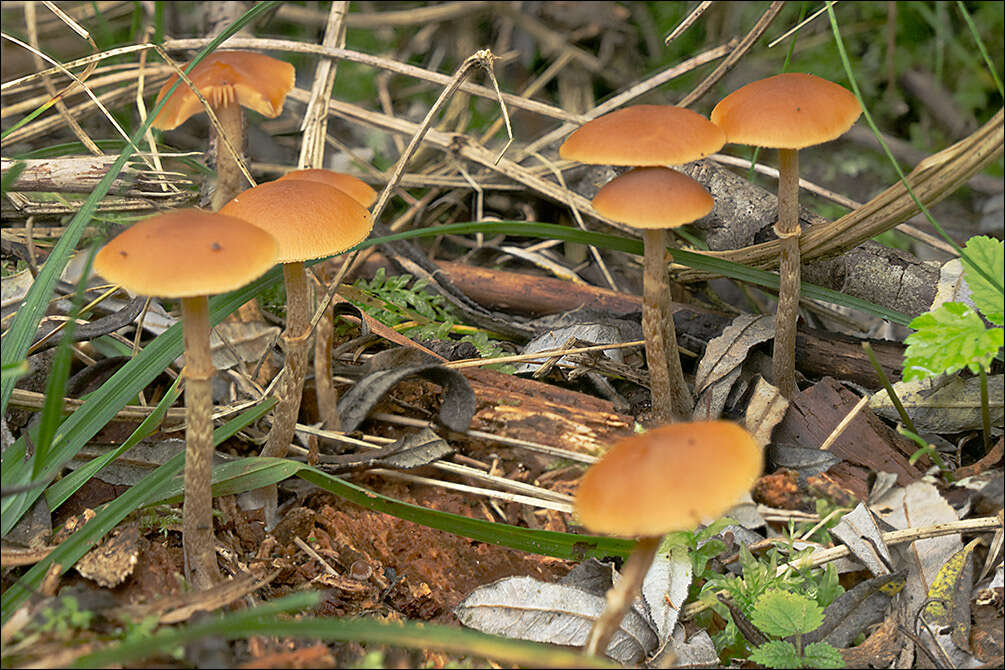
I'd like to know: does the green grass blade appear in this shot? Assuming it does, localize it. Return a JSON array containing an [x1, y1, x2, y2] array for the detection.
[[955, 2, 1004, 97], [296, 466, 633, 561], [0, 0, 280, 416], [72, 599, 616, 669], [145, 454, 633, 562], [43, 375, 183, 512], [0, 398, 275, 623], [359, 221, 914, 324], [1, 269, 282, 536]]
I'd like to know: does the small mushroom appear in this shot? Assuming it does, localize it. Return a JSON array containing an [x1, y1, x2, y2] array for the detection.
[[591, 167, 713, 422], [94, 210, 278, 589], [221, 180, 373, 526], [153, 51, 295, 211], [560, 106, 725, 423], [275, 168, 378, 432], [711, 73, 862, 398], [574, 421, 762, 657]]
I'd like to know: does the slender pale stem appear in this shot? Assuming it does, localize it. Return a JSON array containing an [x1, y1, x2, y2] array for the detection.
[[642, 229, 692, 423], [585, 535, 662, 657], [773, 147, 801, 399], [210, 99, 246, 211], [180, 295, 221, 590], [254, 261, 311, 526]]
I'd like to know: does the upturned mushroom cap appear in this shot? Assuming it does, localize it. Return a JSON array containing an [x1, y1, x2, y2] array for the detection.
[[153, 51, 295, 131], [559, 105, 725, 166], [277, 168, 378, 208], [574, 421, 762, 537], [93, 209, 278, 298], [592, 166, 713, 229], [710, 73, 862, 149], [220, 180, 373, 264]]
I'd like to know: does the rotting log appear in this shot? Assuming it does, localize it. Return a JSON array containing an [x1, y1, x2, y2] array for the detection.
[[347, 253, 905, 389]]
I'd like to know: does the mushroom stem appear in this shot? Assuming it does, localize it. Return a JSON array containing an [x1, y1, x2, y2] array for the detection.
[[586, 535, 662, 657], [642, 229, 692, 423], [210, 99, 247, 212], [256, 261, 311, 525], [180, 295, 222, 589], [773, 147, 801, 399], [314, 300, 341, 431]]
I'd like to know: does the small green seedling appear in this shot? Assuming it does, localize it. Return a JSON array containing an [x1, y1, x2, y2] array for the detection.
[[698, 544, 843, 662], [902, 235, 1003, 450], [903, 236, 1004, 381], [748, 589, 844, 669]]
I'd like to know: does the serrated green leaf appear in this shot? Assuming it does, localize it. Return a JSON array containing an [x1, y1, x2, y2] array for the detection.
[[961, 236, 1005, 325], [749, 640, 804, 669], [750, 589, 825, 638], [801, 641, 846, 668], [903, 302, 1004, 380]]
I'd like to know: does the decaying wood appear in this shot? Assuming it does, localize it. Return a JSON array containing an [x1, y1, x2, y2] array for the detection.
[[463, 367, 634, 459], [772, 377, 924, 500]]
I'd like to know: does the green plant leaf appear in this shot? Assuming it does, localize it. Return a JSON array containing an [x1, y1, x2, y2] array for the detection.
[[801, 641, 846, 669], [903, 302, 1004, 380], [750, 589, 825, 638], [749, 640, 804, 669], [961, 236, 1005, 325]]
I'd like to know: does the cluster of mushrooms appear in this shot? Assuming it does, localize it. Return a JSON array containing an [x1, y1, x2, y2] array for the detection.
[[94, 51, 858, 661], [564, 74, 862, 656], [93, 52, 375, 589]]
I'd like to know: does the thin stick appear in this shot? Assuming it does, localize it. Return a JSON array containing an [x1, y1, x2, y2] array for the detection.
[[665, 1, 713, 44], [819, 394, 869, 451]]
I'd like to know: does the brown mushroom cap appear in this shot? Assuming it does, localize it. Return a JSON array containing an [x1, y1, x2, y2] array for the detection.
[[153, 51, 295, 131], [93, 209, 277, 298], [710, 73, 862, 149], [559, 105, 725, 166], [277, 168, 378, 208], [592, 167, 713, 229], [220, 180, 374, 264], [574, 421, 762, 537]]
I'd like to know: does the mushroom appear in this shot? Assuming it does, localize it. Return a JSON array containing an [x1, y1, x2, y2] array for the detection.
[[275, 168, 378, 432], [153, 51, 295, 211], [710, 73, 861, 398], [220, 179, 373, 524], [592, 167, 713, 422], [277, 168, 378, 209], [93, 209, 278, 589], [574, 421, 762, 657], [560, 106, 724, 423]]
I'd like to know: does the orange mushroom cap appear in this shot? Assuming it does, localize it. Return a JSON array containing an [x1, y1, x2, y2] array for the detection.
[[153, 51, 295, 131], [220, 180, 373, 264], [559, 105, 725, 166], [93, 209, 278, 298], [277, 168, 378, 209], [710, 73, 862, 149], [574, 421, 762, 537], [592, 166, 713, 229]]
